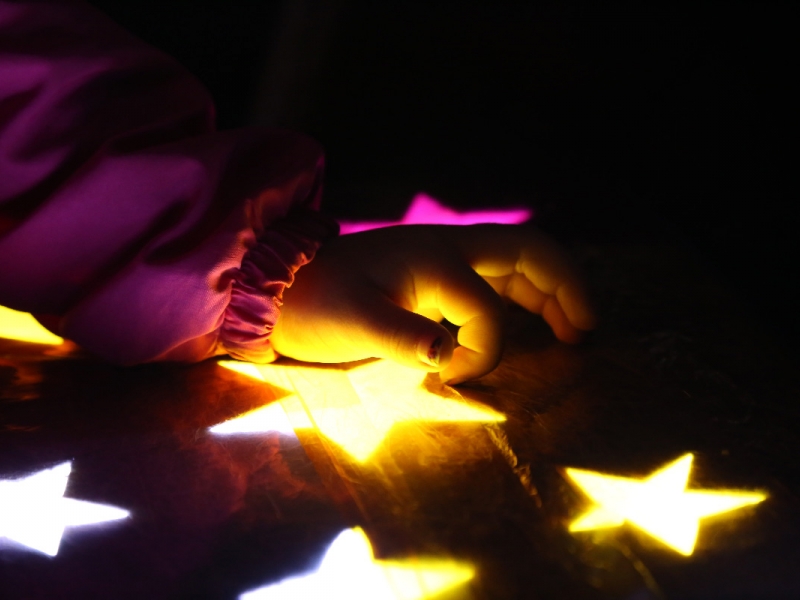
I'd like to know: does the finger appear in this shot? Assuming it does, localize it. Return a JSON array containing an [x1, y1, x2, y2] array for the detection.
[[454, 226, 596, 331], [552, 281, 596, 332], [483, 273, 548, 311], [415, 305, 444, 323], [514, 237, 595, 331], [342, 285, 455, 371], [413, 262, 506, 385], [541, 294, 584, 343], [484, 274, 586, 343]]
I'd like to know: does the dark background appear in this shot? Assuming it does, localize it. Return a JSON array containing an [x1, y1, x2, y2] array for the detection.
[[90, 0, 797, 353]]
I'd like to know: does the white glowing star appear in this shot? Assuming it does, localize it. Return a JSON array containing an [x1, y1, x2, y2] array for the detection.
[[211, 359, 506, 462], [0, 306, 63, 345], [240, 527, 474, 600], [565, 453, 767, 555], [0, 462, 130, 556]]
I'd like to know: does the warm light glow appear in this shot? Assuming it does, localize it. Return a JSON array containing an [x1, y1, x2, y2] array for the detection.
[[0, 462, 130, 556], [0, 306, 63, 345], [240, 527, 474, 600], [209, 400, 302, 437], [565, 453, 767, 556], [338, 193, 533, 234], [212, 359, 506, 462]]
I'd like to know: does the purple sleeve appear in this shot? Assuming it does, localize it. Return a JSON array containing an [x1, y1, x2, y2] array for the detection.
[[0, 0, 338, 364]]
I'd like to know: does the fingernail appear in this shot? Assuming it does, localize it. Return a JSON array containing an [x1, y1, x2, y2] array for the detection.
[[418, 337, 443, 368]]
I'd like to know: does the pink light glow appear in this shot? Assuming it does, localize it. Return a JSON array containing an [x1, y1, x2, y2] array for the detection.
[[338, 193, 533, 234]]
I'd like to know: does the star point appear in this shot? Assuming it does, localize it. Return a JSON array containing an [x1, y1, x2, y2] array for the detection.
[[240, 527, 474, 600], [0, 306, 63, 345], [212, 359, 505, 462], [565, 453, 767, 556]]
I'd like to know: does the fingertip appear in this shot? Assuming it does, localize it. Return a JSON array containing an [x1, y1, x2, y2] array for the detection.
[[572, 307, 598, 333], [556, 325, 585, 345], [351, 288, 457, 372], [558, 283, 598, 332], [438, 345, 499, 386], [416, 333, 455, 371]]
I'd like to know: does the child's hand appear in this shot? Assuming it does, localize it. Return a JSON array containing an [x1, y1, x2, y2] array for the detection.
[[271, 224, 595, 384]]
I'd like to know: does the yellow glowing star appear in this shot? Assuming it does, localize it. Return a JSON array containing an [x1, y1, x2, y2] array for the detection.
[[0, 462, 130, 556], [0, 306, 63, 345], [240, 527, 474, 600], [565, 453, 767, 555], [212, 359, 505, 462]]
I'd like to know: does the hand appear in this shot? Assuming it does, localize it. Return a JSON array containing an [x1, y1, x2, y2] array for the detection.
[[270, 224, 596, 384]]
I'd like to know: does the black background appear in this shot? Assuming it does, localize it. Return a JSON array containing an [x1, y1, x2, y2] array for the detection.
[[89, 0, 797, 353]]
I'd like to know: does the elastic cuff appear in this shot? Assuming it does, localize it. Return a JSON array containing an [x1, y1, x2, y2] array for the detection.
[[219, 207, 339, 362]]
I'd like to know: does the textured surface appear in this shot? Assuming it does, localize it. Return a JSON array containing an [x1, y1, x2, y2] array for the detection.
[[1, 241, 798, 599]]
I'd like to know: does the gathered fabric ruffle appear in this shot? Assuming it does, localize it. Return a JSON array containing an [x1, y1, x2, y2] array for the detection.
[[220, 207, 340, 363]]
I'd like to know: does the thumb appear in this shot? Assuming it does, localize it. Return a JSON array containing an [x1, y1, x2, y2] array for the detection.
[[348, 287, 455, 372]]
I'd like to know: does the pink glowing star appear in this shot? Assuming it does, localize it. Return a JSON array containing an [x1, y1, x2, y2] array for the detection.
[[338, 193, 533, 234]]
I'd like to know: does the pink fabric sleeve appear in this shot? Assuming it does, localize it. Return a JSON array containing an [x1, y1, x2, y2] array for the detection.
[[0, 0, 339, 364]]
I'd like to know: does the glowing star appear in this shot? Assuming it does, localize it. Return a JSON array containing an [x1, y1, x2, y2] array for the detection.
[[0, 462, 130, 556], [565, 453, 767, 556], [240, 527, 474, 600], [0, 306, 63, 345], [209, 397, 299, 437], [338, 192, 532, 234], [212, 359, 505, 462]]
